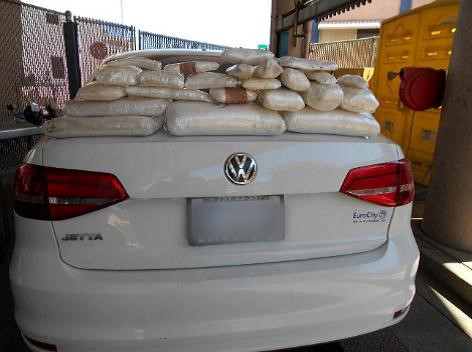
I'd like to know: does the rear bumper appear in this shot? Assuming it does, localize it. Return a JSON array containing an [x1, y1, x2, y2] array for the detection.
[[10, 226, 419, 352]]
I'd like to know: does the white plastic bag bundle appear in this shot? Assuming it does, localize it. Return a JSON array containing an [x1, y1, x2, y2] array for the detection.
[[258, 89, 305, 112], [280, 68, 310, 92], [93, 66, 141, 86], [185, 72, 240, 90], [253, 59, 284, 79], [44, 115, 161, 138], [106, 57, 162, 71], [305, 71, 337, 85], [242, 78, 281, 90], [278, 56, 338, 72], [163, 61, 220, 75], [209, 88, 257, 104], [166, 101, 286, 136], [225, 64, 255, 80], [340, 86, 379, 113], [138, 71, 184, 89], [282, 108, 380, 137], [303, 82, 343, 111], [126, 86, 211, 102], [337, 74, 369, 89], [221, 48, 275, 65], [65, 97, 170, 117], [75, 82, 126, 101]]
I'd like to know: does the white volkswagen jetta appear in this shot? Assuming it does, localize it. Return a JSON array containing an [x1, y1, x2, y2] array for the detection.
[[10, 51, 419, 352]]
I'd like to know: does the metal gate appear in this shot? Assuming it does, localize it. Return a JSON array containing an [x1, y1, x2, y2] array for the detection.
[[139, 31, 229, 51], [0, 0, 69, 123], [75, 17, 136, 85]]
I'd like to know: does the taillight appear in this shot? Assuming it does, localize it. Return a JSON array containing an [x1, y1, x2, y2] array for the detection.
[[14, 164, 128, 220], [340, 160, 414, 207]]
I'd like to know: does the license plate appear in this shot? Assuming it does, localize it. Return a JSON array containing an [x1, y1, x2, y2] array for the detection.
[[188, 196, 284, 246]]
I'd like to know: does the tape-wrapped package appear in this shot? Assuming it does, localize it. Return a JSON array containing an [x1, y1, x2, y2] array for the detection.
[[258, 89, 305, 112], [65, 97, 171, 117], [166, 101, 286, 136], [221, 48, 274, 65], [226, 64, 255, 80], [305, 71, 337, 85], [303, 82, 343, 111], [242, 78, 281, 90], [94, 66, 141, 86], [75, 82, 126, 101], [106, 57, 162, 71], [44, 115, 162, 138], [253, 59, 284, 79], [209, 88, 257, 104], [163, 61, 220, 74], [139, 71, 184, 89], [283, 108, 380, 137], [337, 74, 369, 89], [185, 72, 240, 90], [340, 86, 379, 113], [280, 68, 310, 92], [126, 86, 211, 102], [278, 56, 338, 71]]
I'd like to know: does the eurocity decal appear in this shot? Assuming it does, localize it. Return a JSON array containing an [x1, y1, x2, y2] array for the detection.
[[352, 210, 388, 223]]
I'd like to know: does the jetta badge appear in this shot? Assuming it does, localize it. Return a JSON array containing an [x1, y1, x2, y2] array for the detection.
[[224, 152, 257, 185]]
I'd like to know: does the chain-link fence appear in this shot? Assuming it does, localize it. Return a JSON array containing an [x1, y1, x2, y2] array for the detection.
[[0, 0, 69, 123], [309, 36, 379, 68], [0, 0, 230, 124], [75, 16, 136, 84], [139, 31, 229, 51], [0, 134, 41, 171]]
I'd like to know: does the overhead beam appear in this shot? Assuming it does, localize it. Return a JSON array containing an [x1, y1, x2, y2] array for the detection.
[[277, 0, 373, 32]]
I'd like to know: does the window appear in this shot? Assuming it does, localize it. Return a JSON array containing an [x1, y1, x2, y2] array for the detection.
[[357, 29, 380, 39]]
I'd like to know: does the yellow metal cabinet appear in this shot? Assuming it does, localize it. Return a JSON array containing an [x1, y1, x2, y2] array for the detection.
[[376, 63, 410, 106], [419, 4, 457, 42], [409, 112, 440, 155], [374, 108, 408, 145], [382, 13, 420, 47], [417, 39, 452, 63], [373, 0, 458, 185]]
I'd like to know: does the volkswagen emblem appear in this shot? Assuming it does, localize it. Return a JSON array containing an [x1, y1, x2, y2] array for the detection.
[[224, 153, 257, 185]]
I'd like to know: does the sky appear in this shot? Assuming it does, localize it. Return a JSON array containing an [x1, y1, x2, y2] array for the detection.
[[24, 0, 272, 48]]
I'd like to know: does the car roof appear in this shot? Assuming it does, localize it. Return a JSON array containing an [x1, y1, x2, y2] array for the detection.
[[103, 49, 224, 66]]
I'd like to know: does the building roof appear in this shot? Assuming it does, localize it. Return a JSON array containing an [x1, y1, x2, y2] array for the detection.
[[318, 20, 381, 29]]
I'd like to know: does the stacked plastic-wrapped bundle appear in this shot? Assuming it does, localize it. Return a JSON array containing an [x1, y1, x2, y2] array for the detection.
[[46, 47, 380, 138], [273, 56, 380, 137], [166, 49, 287, 136], [46, 56, 170, 138]]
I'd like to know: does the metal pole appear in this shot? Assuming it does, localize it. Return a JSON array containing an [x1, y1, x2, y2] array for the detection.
[[63, 11, 81, 99], [120, 0, 124, 24]]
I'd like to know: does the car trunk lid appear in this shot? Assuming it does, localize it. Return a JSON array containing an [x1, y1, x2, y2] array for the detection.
[[42, 132, 401, 269]]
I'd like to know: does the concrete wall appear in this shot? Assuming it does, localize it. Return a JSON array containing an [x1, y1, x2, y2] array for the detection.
[[412, 0, 437, 9], [422, 0, 472, 253]]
